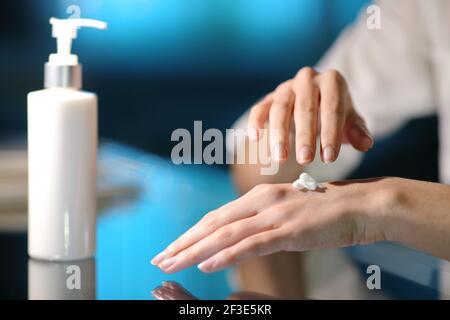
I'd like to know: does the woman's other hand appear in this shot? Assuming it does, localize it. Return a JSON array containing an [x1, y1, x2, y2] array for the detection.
[[247, 68, 373, 164]]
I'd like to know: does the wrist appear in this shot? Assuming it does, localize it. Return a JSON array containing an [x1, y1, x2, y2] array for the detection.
[[368, 177, 410, 243], [345, 177, 408, 245]]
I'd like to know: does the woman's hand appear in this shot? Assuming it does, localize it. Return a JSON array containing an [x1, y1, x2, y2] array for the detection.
[[152, 178, 394, 273], [247, 68, 373, 164]]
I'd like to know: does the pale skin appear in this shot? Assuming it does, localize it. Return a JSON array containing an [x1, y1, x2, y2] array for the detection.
[[151, 68, 450, 274], [246, 67, 373, 164]]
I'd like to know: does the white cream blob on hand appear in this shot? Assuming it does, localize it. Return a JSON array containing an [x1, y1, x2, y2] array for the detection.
[[292, 173, 324, 191]]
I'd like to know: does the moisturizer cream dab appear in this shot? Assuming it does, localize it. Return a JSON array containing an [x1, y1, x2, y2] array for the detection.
[[292, 173, 324, 191]]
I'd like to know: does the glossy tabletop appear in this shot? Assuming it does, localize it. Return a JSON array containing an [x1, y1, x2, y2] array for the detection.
[[1, 143, 449, 300], [0, 143, 235, 300]]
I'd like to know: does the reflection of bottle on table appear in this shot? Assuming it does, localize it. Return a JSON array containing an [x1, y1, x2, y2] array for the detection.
[[28, 258, 96, 300]]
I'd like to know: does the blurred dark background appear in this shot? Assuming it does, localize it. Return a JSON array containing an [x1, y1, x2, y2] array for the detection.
[[0, 0, 370, 156], [0, 0, 443, 300]]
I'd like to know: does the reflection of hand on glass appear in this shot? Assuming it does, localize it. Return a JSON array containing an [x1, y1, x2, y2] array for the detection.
[[152, 177, 450, 274], [151, 281, 277, 300], [152, 281, 198, 300]]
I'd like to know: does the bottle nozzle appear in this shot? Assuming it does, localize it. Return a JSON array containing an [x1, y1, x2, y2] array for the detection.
[[48, 17, 107, 66]]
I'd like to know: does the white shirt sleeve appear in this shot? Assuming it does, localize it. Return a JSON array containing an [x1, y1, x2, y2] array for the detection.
[[311, 0, 436, 180], [318, 0, 435, 137]]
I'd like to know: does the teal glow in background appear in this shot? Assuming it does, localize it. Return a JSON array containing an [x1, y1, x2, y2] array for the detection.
[[50, 0, 369, 76]]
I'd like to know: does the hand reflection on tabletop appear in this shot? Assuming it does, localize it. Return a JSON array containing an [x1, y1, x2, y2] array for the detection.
[[152, 281, 277, 300]]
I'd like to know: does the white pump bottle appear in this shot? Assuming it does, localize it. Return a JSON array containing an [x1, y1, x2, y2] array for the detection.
[[28, 18, 107, 261]]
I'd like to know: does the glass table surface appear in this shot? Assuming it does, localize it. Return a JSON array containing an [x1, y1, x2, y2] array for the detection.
[[1, 143, 449, 300], [0, 143, 235, 300]]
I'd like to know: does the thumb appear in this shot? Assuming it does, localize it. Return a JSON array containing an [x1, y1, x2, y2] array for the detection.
[[345, 113, 374, 152]]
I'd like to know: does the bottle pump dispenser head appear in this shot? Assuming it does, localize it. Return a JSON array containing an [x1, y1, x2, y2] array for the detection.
[[44, 17, 107, 89]]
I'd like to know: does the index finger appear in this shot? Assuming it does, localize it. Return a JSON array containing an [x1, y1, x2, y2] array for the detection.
[[153, 194, 257, 264], [247, 94, 273, 140], [318, 70, 346, 163]]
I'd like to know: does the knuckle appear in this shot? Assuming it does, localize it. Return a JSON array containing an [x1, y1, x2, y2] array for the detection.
[[249, 106, 265, 122], [280, 229, 297, 251], [249, 105, 259, 117], [297, 67, 316, 79], [205, 218, 217, 229], [279, 225, 295, 238], [166, 244, 178, 255], [202, 210, 215, 221], [221, 249, 237, 265], [250, 113, 266, 125], [252, 183, 273, 194], [263, 183, 281, 194], [259, 213, 280, 230], [217, 225, 235, 241], [266, 203, 292, 220], [261, 93, 273, 103], [248, 238, 266, 255], [252, 183, 267, 193], [324, 69, 346, 88], [204, 214, 219, 229], [269, 184, 287, 198], [270, 184, 286, 195], [266, 234, 282, 249], [275, 80, 291, 92], [271, 100, 289, 110], [185, 249, 200, 261], [253, 184, 287, 201], [325, 69, 342, 81], [272, 93, 291, 107]]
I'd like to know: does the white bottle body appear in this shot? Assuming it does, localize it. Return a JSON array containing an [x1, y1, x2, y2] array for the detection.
[[28, 88, 97, 261]]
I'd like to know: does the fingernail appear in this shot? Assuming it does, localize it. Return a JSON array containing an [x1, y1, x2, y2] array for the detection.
[[359, 128, 374, 150], [354, 125, 374, 151], [198, 258, 215, 272], [151, 289, 167, 300], [159, 256, 177, 270], [298, 146, 313, 164], [323, 146, 336, 163], [361, 136, 374, 151], [247, 128, 258, 141], [272, 143, 286, 162], [151, 251, 166, 266], [151, 289, 161, 297]]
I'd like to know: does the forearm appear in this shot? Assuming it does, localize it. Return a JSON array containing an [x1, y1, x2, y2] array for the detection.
[[380, 178, 450, 260]]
